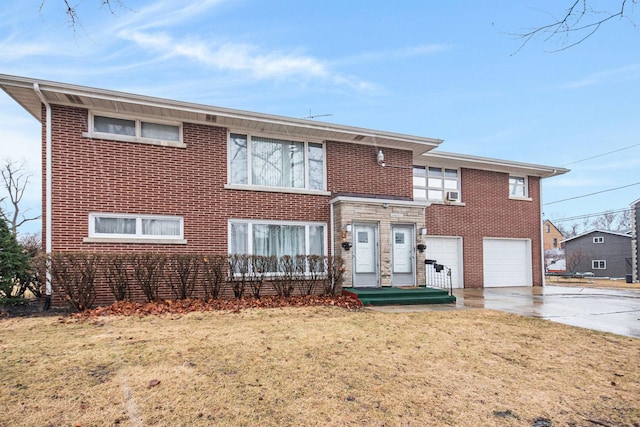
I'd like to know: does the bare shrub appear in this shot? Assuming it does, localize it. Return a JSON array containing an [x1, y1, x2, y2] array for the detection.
[[168, 254, 200, 299], [273, 255, 296, 297], [103, 254, 131, 301], [131, 253, 165, 302], [201, 254, 227, 300], [325, 256, 345, 296], [50, 252, 100, 311], [249, 255, 276, 299], [228, 254, 250, 298], [300, 255, 327, 295]]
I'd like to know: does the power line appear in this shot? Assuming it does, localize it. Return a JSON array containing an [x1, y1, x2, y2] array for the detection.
[[544, 181, 640, 205], [549, 207, 632, 223], [560, 143, 640, 166]]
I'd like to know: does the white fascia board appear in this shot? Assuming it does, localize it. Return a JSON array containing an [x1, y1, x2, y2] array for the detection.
[[419, 150, 570, 178]]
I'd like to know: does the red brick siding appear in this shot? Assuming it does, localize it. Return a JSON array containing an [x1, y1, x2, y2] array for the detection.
[[42, 105, 543, 305], [46, 105, 332, 255], [326, 142, 412, 198], [425, 168, 542, 287]]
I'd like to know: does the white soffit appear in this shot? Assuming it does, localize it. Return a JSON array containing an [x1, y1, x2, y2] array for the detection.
[[0, 74, 442, 154]]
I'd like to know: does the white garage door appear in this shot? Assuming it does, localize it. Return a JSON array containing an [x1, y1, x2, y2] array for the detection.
[[483, 238, 532, 287], [425, 236, 463, 288]]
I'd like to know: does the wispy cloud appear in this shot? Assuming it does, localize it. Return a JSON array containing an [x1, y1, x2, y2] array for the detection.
[[118, 29, 375, 90], [561, 64, 640, 89], [112, 0, 228, 32]]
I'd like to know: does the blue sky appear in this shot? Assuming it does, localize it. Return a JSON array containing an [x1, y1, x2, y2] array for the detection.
[[1, 0, 639, 235]]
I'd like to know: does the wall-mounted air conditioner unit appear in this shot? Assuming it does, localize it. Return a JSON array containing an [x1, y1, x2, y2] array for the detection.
[[446, 191, 460, 202]]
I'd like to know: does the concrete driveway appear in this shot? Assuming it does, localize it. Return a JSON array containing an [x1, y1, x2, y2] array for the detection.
[[453, 286, 640, 338]]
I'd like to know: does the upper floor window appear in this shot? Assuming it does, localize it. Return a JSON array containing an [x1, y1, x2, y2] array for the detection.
[[89, 213, 184, 240], [413, 166, 459, 201], [545, 224, 550, 233], [509, 176, 527, 198], [89, 113, 182, 145], [592, 260, 606, 269], [552, 238, 558, 248], [229, 133, 325, 190], [593, 236, 604, 244]]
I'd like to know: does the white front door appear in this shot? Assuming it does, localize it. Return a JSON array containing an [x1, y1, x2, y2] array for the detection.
[[391, 224, 415, 286], [353, 223, 379, 287]]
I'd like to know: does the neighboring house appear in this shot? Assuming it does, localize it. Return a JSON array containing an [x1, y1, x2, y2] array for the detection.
[[543, 220, 563, 251], [542, 219, 565, 273], [562, 230, 632, 278], [0, 75, 569, 305], [632, 198, 640, 283]]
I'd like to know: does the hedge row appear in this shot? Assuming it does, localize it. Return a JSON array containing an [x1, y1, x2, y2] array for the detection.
[[42, 253, 346, 311]]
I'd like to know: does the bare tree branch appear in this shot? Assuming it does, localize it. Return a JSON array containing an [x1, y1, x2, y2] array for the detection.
[[0, 160, 40, 236], [512, 0, 637, 53], [39, 0, 130, 31]]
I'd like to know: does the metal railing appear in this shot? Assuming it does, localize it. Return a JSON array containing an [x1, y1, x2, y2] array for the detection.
[[424, 259, 453, 296]]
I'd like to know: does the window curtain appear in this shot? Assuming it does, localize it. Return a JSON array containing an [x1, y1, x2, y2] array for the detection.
[[307, 143, 324, 190], [253, 224, 305, 258], [95, 217, 136, 234], [252, 137, 304, 188], [230, 223, 248, 254], [142, 219, 181, 236], [94, 116, 135, 136], [141, 122, 179, 141], [229, 134, 248, 185]]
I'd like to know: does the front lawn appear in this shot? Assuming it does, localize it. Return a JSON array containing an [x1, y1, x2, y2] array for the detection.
[[1, 307, 638, 426]]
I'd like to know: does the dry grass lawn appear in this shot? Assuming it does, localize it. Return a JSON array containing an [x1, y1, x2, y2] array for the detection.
[[1, 307, 639, 426]]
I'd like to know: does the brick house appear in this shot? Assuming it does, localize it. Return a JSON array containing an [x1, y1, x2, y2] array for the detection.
[[0, 75, 568, 303]]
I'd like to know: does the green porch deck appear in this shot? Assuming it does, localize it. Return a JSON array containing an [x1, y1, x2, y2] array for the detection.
[[342, 286, 456, 306]]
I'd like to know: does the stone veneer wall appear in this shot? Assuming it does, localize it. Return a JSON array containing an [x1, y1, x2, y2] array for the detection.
[[332, 199, 427, 288]]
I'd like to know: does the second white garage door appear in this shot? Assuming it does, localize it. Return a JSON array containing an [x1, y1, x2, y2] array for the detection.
[[483, 238, 532, 287], [425, 236, 463, 288]]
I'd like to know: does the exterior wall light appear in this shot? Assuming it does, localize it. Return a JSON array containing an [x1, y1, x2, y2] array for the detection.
[[377, 149, 385, 166]]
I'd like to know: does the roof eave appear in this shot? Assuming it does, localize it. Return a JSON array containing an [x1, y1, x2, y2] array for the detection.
[[0, 74, 442, 152], [418, 150, 570, 178]]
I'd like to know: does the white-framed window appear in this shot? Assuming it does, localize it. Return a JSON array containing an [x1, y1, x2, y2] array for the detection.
[[229, 219, 326, 261], [89, 213, 184, 240], [592, 260, 606, 269], [509, 176, 528, 198], [88, 112, 183, 145], [413, 166, 459, 201], [228, 133, 325, 191], [593, 236, 604, 244]]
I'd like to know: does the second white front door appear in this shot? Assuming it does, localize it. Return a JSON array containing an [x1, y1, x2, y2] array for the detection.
[[391, 224, 415, 286]]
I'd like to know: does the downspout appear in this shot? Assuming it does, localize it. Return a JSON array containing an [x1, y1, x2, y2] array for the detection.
[[34, 83, 52, 305], [539, 176, 546, 287], [330, 201, 335, 291]]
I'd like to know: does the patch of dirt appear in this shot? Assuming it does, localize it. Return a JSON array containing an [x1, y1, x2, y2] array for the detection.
[[0, 298, 71, 318]]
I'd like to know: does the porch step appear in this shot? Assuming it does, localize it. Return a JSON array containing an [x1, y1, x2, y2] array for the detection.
[[342, 287, 456, 306]]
